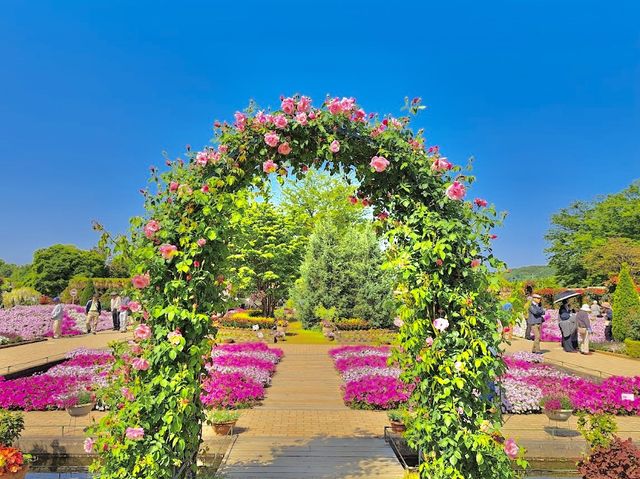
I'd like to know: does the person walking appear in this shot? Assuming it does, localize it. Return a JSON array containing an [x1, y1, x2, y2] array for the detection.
[[576, 304, 593, 354], [51, 297, 64, 339], [85, 294, 102, 334], [590, 300, 601, 318], [110, 292, 121, 331], [119, 295, 130, 333], [558, 299, 577, 352], [528, 294, 545, 354], [602, 302, 613, 341]]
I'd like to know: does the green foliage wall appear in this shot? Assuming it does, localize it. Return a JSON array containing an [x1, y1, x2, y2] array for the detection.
[[612, 263, 640, 341], [292, 219, 394, 328]]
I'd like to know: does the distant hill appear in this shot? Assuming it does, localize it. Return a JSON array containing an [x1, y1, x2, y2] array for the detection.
[[504, 265, 556, 282]]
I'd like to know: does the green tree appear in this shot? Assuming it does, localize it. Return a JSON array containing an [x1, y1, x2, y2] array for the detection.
[[0, 259, 17, 278], [228, 201, 306, 317], [584, 237, 640, 284], [546, 181, 640, 286], [281, 168, 364, 234], [29, 244, 107, 296], [612, 263, 640, 341], [292, 218, 393, 328]]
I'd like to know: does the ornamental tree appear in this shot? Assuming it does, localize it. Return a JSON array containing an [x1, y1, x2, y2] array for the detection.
[[89, 95, 524, 479], [612, 263, 640, 341]]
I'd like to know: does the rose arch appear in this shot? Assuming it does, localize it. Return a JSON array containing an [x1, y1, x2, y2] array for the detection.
[[89, 95, 524, 479]]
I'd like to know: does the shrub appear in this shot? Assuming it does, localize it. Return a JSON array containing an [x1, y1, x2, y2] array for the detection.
[[577, 412, 618, 450], [577, 437, 640, 479], [624, 339, 640, 358], [334, 318, 371, 330], [220, 311, 274, 329], [1, 287, 41, 308], [0, 410, 24, 446], [612, 263, 640, 341]]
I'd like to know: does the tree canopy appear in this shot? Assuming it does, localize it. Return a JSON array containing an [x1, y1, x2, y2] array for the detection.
[[545, 180, 640, 286]]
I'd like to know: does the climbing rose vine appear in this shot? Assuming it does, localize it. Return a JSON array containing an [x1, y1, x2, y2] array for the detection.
[[89, 94, 522, 479]]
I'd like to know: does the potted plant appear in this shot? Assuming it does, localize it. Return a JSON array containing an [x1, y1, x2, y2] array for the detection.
[[206, 410, 240, 435], [387, 410, 406, 433], [63, 390, 96, 417], [0, 409, 32, 478], [541, 394, 573, 421], [276, 319, 288, 336]]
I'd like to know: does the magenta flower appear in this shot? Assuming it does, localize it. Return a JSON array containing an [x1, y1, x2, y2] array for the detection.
[[127, 301, 141, 313], [504, 438, 519, 459], [134, 324, 151, 341], [474, 197, 488, 207], [233, 112, 246, 131], [121, 387, 135, 401], [370, 155, 390, 172], [132, 358, 150, 371]]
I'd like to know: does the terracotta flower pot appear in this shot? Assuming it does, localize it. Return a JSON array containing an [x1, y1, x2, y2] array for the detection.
[[213, 421, 236, 435], [544, 409, 573, 422], [66, 402, 95, 417], [390, 420, 406, 433], [4, 465, 29, 479]]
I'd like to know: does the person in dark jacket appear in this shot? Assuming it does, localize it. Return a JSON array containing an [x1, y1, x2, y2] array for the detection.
[[558, 300, 577, 352], [528, 294, 545, 353], [85, 294, 102, 334], [602, 302, 613, 341]]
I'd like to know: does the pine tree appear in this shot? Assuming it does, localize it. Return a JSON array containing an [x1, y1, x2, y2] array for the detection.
[[612, 263, 640, 341]]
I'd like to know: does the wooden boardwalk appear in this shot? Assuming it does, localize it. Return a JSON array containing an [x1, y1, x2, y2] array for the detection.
[[219, 344, 404, 478]]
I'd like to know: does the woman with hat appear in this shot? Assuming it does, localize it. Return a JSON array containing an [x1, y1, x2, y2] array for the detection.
[[576, 304, 593, 354], [602, 302, 613, 341]]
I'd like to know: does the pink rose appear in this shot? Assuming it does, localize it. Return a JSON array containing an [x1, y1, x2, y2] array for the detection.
[[197, 238, 206, 247], [370, 155, 390, 172], [131, 358, 149, 371], [329, 140, 340, 153], [169, 181, 179, 192], [308, 111, 317, 120], [234, 112, 246, 131], [159, 244, 178, 260], [281, 97, 295, 115], [433, 317, 449, 332], [339, 97, 355, 111], [431, 157, 452, 172], [128, 301, 142, 313], [264, 131, 279, 147], [474, 198, 488, 207], [255, 111, 268, 124], [84, 437, 95, 453], [327, 98, 342, 114], [273, 115, 288, 129], [297, 96, 312, 112], [131, 273, 150, 289], [263, 159, 278, 173], [143, 220, 160, 239], [121, 387, 135, 401], [201, 184, 209, 193], [295, 112, 308, 125], [352, 109, 366, 122], [471, 258, 481, 268], [125, 427, 145, 441], [218, 144, 228, 154], [195, 150, 209, 166], [504, 438, 519, 459], [445, 181, 466, 201], [278, 142, 292, 155], [425, 336, 434, 347], [134, 324, 152, 341]]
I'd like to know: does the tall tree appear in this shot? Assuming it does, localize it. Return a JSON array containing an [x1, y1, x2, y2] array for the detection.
[[0, 259, 17, 278], [584, 237, 640, 284], [29, 244, 107, 296], [612, 263, 640, 341], [228, 201, 306, 317], [546, 180, 640, 286]]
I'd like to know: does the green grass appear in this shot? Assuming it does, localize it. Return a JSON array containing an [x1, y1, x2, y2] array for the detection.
[[282, 321, 332, 344]]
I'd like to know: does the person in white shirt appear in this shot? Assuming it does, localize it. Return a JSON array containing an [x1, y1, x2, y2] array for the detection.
[[51, 297, 63, 339], [110, 292, 121, 331]]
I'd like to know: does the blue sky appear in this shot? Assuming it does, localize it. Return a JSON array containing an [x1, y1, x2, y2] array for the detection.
[[1, 0, 639, 266]]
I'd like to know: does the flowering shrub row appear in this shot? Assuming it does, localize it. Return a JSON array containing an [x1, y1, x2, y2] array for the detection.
[[500, 354, 640, 415], [329, 345, 412, 409], [0, 349, 111, 410], [0, 305, 112, 341], [219, 310, 275, 329], [200, 342, 283, 408]]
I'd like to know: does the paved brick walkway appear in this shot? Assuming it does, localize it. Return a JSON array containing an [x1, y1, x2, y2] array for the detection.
[[219, 344, 404, 478]]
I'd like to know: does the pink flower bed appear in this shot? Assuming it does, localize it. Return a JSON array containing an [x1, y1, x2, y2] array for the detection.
[[201, 342, 283, 408], [329, 345, 412, 410], [501, 354, 640, 415], [0, 348, 112, 411], [0, 305, 112, 340]]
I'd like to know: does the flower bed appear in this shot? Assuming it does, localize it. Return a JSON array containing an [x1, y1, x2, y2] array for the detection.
[[329, 345, 412, 409], [201, 342, 283, 408], [0, 348, 112, 410], [540, 309, 607, 343], [500, 354, 640, 415], [0, 304, 112, 340]]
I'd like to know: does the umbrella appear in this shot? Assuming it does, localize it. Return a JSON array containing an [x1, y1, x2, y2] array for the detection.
[[553, 290, 582, 304]]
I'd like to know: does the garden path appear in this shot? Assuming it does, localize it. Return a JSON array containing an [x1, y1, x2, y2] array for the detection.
[[219, 343, 405, 478], [0, 330, 130, 375], [504, 338, 640, 377]]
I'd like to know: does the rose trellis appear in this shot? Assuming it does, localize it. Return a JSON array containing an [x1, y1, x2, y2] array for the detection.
[[88, 95, 526, 479]]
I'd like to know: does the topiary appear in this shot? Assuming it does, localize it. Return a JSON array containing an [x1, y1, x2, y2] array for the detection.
[[612, 263, 640, 341], [79, 280, 95, 306]]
